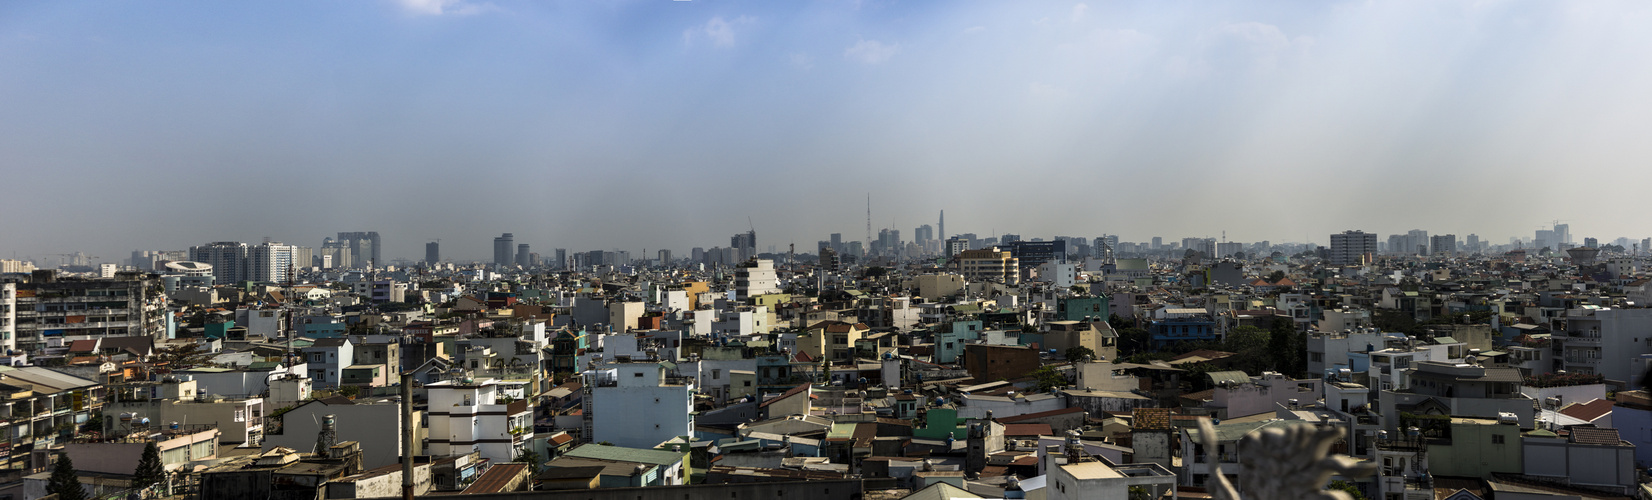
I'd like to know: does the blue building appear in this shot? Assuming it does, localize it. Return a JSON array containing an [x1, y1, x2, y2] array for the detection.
[[1148, 308, 1217, 347]]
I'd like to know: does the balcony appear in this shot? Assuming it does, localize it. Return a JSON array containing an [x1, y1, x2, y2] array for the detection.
[[1567, 334, 1601, 344], [1564, 357, 1600, 365]]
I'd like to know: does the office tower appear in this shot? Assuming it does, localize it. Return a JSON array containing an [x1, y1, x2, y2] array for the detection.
[[1216, 242, 1242, 257], [336, 231, 381, 268], [1430, 234, 1456, 256], [1465, 234, 1480, 254], [190, 242, 249, 284], [494, 233, 515, 266], [248, 241, 298, 283], [914, 224, 934, 245], [319, 238, 351, 269], [517, 243, 531, 266], [1535, 230, 1555, 252], [1584, 237, 1599, 248], [1151, 237, 1163, 250], [731, 230, 757, 262], [555, 248, 567, 268], [426, 241, 440, 264], [1554, 223, 1571, 247], [658, 249, 672, 267], [939, 210, 945, 241], [944, 237, 969, 257], [1406, 229, 1430, 255], [830, 233, 843, 253]]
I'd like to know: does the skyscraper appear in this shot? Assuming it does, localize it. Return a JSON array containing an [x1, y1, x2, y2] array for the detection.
[[425, 241, 440, 264], [494, 233, 515, 266], [517, 243, 531, 266], [939, 210, 945, 241], [731, 230, 756, 262], [555, 248, 567, 268], [190, 241, 249, 284], [248, 241, 298, 283], [1429, 234, 1457, 257], [336, 231, 381, 268]]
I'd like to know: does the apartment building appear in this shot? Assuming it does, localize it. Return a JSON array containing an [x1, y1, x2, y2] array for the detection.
[[11, 274, 166, 352], [582, 360, 695, 449], [952, 249, 1019, 284], [427, 378, 532, 463]]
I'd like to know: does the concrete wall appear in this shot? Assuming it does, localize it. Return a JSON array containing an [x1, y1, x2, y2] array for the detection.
[[1522, 438, 1636, 492], [264, 401, 414, 470]]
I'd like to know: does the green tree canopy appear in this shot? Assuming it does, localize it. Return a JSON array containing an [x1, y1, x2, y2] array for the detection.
[[132, 441, 164, 490], [48, 453, 87, 500], [1031, 366, 1066, 392], [1065, 346, 1097, 362]]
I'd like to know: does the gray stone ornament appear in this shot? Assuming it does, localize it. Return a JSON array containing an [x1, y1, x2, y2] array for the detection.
[[1197, 417, 1377, 500]]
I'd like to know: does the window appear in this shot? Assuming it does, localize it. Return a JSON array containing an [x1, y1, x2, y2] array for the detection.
[[1492, 434, 1505, 444], [712, 369, 721, 380], [234, 408, 246, 422]]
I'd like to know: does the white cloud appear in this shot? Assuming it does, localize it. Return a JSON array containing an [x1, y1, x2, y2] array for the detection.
[[1071, 3, 1089, 22], [844, 39, 899, 64], [395, 0, 492, 16], [684, 16, 755, 48], [963, 26, 987, 35]]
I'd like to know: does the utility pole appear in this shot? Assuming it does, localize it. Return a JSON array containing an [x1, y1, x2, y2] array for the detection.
[[401, 370, 414, 500]]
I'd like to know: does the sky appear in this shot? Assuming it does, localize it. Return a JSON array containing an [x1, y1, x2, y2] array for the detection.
[[3, 0, 1651, 263]]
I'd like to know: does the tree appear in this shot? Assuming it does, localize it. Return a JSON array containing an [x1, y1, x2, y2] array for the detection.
[[1268, 317, 1305, 377], [132, 441, 164, 491], [1031, 366, 1066, 392], [152, 342, 210, 368], [1326, 480, 1368, 500], [48, 453, 87, 500], [1222, 326, 1270, 353], [1065, 346, 1097, 362], [1117, 327, 1151, 357], [1223, 326, 1274, 374], [516, 450, 543, 473]]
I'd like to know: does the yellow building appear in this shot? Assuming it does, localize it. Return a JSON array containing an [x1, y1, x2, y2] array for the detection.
[[953, 249, 1019, 284]]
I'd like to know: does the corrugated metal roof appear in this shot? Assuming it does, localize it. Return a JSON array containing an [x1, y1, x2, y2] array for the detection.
[[0, 366, 98, 393], [564, 444, 683, 466]]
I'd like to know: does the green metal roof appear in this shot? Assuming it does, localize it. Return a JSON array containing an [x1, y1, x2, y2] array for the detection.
[[1185, 420, 1298, 443], [1432, 336, 1460, 345], [1206, 371, 1251, 387], [564, 444, 684, 466]]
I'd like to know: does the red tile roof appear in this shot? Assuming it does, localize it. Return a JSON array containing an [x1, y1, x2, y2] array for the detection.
[[1002, 423, 1052, 437], [760, 384, 811, 408], [68, 339, 99, 353], [1568, 427, 1624, 446], [995, 406, 1085, 423], [1558, 399, 1613, 423]]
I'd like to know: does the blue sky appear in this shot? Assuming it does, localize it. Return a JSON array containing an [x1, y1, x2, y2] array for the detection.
[[3, 0, 1651, 262]]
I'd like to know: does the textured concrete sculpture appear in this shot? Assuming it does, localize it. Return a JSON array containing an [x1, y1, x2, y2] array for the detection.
[[1196, 417, 1376, 500]]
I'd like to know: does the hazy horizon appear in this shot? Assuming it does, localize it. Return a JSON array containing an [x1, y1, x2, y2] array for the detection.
[[5, 1, 1650, 263]]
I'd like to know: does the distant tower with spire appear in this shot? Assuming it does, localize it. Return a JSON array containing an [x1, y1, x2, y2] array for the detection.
[[939, 210, 945, 240]]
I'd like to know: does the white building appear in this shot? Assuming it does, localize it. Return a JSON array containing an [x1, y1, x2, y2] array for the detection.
[[734, 259, 779, 299], [426, 378, 533, 463], [1, 283, 14, 354], [1557, 306, 1652, 383], [1330, 231, 1378, 266], [583, 361, 695, 449], [261, 396, 422, 470]]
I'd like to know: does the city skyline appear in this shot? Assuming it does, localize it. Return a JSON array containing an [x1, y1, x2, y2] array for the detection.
[[5, 1, 1652, 261]]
